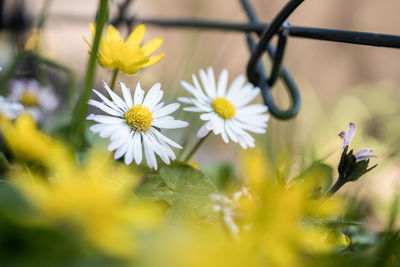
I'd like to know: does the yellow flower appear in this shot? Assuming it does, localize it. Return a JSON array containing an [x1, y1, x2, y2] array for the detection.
[[11, 149, 162, 259], [85, 23, 164, 74], [0, 114, 68, 164], [1, 115, 162, 259]]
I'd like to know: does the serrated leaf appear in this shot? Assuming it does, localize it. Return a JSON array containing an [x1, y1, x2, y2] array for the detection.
[[135, 174, 176, 204], [159, 163, 218, 221]]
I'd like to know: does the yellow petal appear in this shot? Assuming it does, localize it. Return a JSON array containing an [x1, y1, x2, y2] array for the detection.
[[89, 22, 95, 37], [140, 37, 163, 57], [121, 58, 150, 74], [137, 53, 164, 68], [83, 35, 93, 48], [105, 24, 122, 43], [126, 24, 146, 48]]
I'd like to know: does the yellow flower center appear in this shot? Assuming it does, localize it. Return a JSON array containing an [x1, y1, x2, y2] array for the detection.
[[212, 97, 236, 119], [124, 104, 153, 132], [20, 91, 39, 107]]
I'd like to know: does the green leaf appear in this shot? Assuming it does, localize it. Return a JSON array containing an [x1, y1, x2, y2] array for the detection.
[[159, 163, 218, 221], [304, 216, 362, 229], [323, 219, 363, 228], [289, 161, 333, 192], [135, 174, 176, 204]]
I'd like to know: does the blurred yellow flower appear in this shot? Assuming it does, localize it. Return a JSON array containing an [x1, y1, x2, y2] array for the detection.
[[240, 148, 271, 191], [1, 115, 161, 259], [11, 149, 162, 259], [147, 180, 347, 267], [85, 23, 164, 74], [0, 114, 67, 164]]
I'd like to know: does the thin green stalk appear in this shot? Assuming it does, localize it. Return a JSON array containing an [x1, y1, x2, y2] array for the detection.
[[70, 0, 108, 150], [324, 177, 346, 198], [183, 133, 211, 163], [110, 68, 119, 91], [37, 0, 53, 30]]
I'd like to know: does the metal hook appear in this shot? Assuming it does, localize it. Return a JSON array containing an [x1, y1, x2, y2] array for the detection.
[[241, 0, 304, 119], [268, 22, 289, 87], [247, 35, 300, 119]]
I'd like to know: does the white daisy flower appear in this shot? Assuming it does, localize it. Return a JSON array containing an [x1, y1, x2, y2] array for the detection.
[[87, 81, 189, 169], [178, 67, 270, 149], [9, 79, 58, 121], [0, 96, 23, 119]]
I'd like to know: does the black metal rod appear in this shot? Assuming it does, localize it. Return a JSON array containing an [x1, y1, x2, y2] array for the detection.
[[131, 18, 400, 49], [247, 35, 300, 119], [289, 26, 400, 48], [268, 31, 288, 87], [247, 0, 305, 85]]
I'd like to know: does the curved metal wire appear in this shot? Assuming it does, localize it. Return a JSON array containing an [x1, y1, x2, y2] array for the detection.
[[241, 0, 302, 119], [113, 0, 400, 120]]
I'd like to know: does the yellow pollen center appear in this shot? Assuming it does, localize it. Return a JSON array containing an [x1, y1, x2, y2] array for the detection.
[[212, 97, 236, 119], [124, 104, 153, 131], [20, 91, 39, 107]]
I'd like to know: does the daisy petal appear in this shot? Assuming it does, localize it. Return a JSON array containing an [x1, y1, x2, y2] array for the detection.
[[153, 103, 180, 118], [142, 82, 161, 107], [226, 74, 245, 100], [200, 68, 216, 99], [87, 114, 124, 124], [133, 132, 143, 164], [216, 69, 228, 97], [93, 89, 123, 112], [197, 123, 211, 138], [103, 82, 129, 111], [151, 128, 182, 149], [134, 82, 145, 105], [124, 134, 135, 165], [120, 82, 133, 107], [152, 119, 189, 129], [143, 135, 158, 169], [88, 99, 123, 117]]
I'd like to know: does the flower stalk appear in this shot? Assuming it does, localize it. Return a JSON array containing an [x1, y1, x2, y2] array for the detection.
[[183, 132, 210, 163], [110, 68, 119, 91], [70, 0, 108, 150]]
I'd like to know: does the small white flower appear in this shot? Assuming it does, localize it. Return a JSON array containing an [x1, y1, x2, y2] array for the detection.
[[210, 193, 240, 238], [178, 67, 269, 149], [0, 96, 23, 119], [9, 79, 58, 121], [210, 187, 253, 238], [339, 122, 376, 162], [87, 81, 189, 169]]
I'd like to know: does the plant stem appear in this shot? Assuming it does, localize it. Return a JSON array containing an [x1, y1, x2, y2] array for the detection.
[[110, 69, 119, 91], [70, 0, 108, 150], [324, 177, 346, 198], [183, 133, 210, 163]]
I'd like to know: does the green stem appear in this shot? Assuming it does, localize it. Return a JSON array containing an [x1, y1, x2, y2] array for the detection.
[[183, 133, 210, 163], [70, 0, 108, 150], [324, 176, 346, 198], [110, 68, 119, 91]]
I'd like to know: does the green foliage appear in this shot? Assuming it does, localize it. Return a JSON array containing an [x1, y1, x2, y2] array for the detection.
[[0, 184, 127, 267], [289, 161, 333, 195], [137, 163, 218, 222]]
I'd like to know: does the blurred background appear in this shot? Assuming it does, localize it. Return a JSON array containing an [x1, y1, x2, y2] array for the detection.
[[1, 0, 400, 230]]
